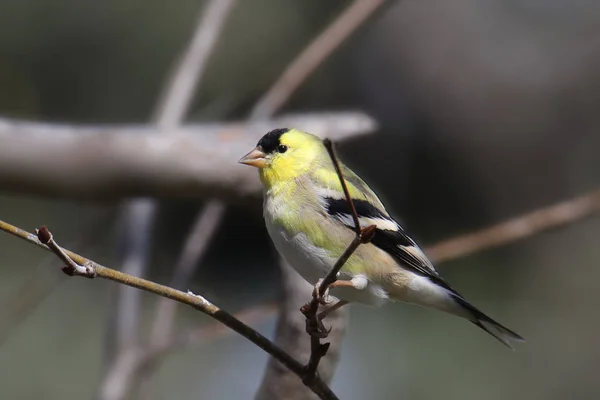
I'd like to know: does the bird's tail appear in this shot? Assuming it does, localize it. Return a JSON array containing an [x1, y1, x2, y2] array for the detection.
[[451, 294, 524, 349]]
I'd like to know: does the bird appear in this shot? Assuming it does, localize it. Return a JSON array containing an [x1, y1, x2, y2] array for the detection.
[[239, 128, 524, 349]]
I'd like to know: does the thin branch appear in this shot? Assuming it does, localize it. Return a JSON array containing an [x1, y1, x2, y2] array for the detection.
[[251, 2, 385, 393], [0, 221, 338, 400], [250, 0, 386, 119], [0, 112, 375, 201], [36, 226, 95, 276], [134, 201, 226, 400], [148, 303, 279, 360], [298, 139, 376, 384], [141, 187, 600, 355], [256, 262, 348, 400], [426, 188, 600, 263], [0, 212, 110, 347], [323, 139, 361, 235], [109, 200, 155, 359], [149, 200, 226, 347]]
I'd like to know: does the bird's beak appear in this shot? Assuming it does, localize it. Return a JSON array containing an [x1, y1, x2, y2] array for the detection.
[[239, 147, 268, 168]]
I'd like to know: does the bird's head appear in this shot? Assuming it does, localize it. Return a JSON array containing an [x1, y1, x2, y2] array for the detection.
[[239, 128, 324, 188]]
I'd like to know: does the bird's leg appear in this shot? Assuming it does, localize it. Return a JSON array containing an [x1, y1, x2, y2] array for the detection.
[[312, 274, 368, 304], [305, 299, 349, 339], [317, 300, 349, 320], [312, 278, 333, 305], [305, 275, 368, 338]]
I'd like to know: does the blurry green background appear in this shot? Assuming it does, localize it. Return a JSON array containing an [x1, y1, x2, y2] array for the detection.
[[1, 0, 600, 399]]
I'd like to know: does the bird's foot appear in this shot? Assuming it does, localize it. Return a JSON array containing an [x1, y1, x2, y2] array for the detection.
[[312, 278, 333, 305], [305, 314, 331, 339]]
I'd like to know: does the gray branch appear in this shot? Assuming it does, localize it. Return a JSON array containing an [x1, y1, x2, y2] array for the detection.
[[0, 112, 375, 201]]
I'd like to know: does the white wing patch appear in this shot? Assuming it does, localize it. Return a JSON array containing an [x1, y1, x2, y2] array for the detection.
[[334, 213, 401, 232]]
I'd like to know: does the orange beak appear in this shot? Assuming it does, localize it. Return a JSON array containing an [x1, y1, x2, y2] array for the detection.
[[239, 147, 268, 168]]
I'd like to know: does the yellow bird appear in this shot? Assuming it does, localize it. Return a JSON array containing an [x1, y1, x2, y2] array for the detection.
[[240, 128, 523, 348]]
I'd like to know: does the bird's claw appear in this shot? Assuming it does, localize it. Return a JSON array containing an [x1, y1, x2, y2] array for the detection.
[[305, 316, 331, 339], [313, 279, 333, 305]]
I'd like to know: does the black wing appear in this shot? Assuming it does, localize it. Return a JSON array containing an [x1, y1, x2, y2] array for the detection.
[[325, 197, 457, 293]]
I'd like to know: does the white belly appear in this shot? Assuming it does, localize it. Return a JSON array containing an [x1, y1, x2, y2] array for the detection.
[[265, 215, 332, 284], [264, 212, 389, 306]]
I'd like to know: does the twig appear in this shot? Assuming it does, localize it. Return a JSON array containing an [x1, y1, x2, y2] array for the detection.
[[0, 221, 338, 400], [426, 188, 600, 263], [0, 211, 110, 347], [36, 226, 95, 277], [251, 2, 385, 393], [109, 200, 155, 361], [142, 190, 600, 356], [135, 201, 226, 399], [300, 139, 376, 384], [144, 302, 279, 363], [149, 200, 226, 346], [250, 0, 386, 119], [323, 139, 361, 236], [256, 262, 348, 400]]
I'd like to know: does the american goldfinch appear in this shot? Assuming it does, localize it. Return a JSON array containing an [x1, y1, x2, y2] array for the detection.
[[240, 128, 523, 348]]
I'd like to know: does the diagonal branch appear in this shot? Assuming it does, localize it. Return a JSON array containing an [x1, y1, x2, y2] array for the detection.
[[252, 2, 386, 397], [0, 220, 338, 400], [299, 139, 376, 384], [136, 187, 600, 357]]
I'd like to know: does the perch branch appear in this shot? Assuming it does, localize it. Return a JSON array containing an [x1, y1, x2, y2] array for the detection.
[[0, 221, 338, 400], [0, 212, 110, 347], [252, 2, 385, 392], [299, 139, 376, 384], [149, 200, 226, 347], [148, 188, 600, 355], [133, 200, 226, 399]]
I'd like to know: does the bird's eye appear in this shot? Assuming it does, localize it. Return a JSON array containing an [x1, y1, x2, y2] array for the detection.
[[277, 144, 288, 153]]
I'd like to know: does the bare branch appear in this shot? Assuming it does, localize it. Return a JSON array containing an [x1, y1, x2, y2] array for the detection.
[[133, 187, 600, 358], [251, 1, 386, 393], [134, 201, 226, 399], [149, 200, 226, 346], [0, 212, 109, 347], [0, 221, 338, 400], [0, 112, 375, 201], [426, 188, 600, 263], [298, 139, 376, 384], [108, 200, 155, 359], [256, 263, 347, 400], [250, 0, 386, 119]]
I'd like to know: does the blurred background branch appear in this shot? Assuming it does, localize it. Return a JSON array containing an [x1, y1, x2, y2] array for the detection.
[[426, 188, 600, 263], [0, 112, 375, 201]]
